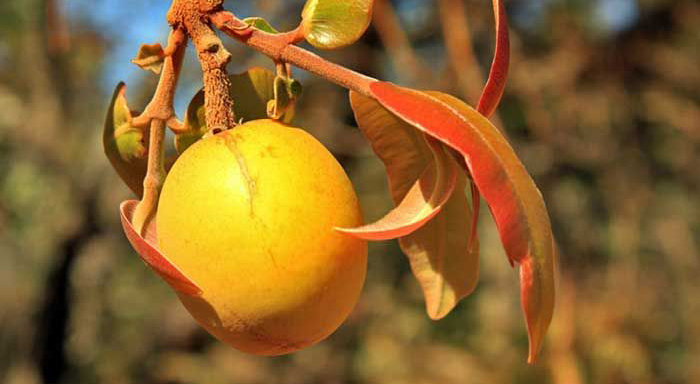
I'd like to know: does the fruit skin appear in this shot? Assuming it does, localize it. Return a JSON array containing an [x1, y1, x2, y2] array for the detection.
[[156, 119, 367, 355]]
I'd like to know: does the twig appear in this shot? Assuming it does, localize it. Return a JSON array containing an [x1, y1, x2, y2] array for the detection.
[[130, 31, 187, 235], [132, 28, 187, 127], [210, 11, 377, 97], [131, 118, 167, 234]]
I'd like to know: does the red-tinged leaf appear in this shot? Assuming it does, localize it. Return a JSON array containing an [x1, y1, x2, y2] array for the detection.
[[348, 90, 481, 319], [348, 91, 432, 201], [477, 0, 509, 118], [468, 181, 480, 248], [370, 81, 555, 363], [119, 200, 202, 297], [337, 135, 458, 240], [470, 0, 509, 250], [399, 171, 479, 319]]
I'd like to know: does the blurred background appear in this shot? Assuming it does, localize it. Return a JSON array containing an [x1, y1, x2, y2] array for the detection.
[[1, 0, 699, 383]]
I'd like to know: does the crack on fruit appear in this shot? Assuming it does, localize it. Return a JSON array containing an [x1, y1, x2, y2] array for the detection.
[[266, 248, 279, 269], [222, 135, 257, 216], [265, 248, 293, 273]]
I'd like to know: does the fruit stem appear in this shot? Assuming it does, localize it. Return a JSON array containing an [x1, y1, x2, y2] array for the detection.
[[210, 11, 377, 98], [132, 28, 187, 128], [131, 31, 186, 235], [132, 119, 167, 235]]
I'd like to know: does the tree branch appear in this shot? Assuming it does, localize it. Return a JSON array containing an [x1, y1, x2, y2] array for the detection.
[[130, 30, 186, 234], [168, 0, 236, 131], [210, 11, 377, 97], [132, 28, 187, 127]]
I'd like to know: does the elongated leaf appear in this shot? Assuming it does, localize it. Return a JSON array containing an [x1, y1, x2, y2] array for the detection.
[[348, 90, 481, 319], [477, 0, 510, 117], [175, 67, 295, 154], [301, 0, 373, 49], [370, 81, 555, 363], [400, 171, 479, 319], [103, 82, 148, 197], [120, 200, 202, 296], [337, 135, 457, 240], [348, 91, 431, 200], [469, 0, 510, 250]]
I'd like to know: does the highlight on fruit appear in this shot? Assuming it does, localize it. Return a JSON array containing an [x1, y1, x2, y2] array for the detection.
[[106, 0, 556, 363]]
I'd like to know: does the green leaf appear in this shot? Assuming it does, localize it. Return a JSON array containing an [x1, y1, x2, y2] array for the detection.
[[243, 17, 279, 34], [103, 82, 148, 197], [229, 67, 280, 122], [175, 67, 296, 154], [348, 90, 480, 319], [286, 78, 303, 98], [301, 0, 373, 49], [267, 74, 301, 121], [176, 90, 207, 155], [131, 43, 165, 74]]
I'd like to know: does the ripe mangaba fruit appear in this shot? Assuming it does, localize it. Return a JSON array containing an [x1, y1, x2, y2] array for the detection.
[[156, 119, 367, 355]]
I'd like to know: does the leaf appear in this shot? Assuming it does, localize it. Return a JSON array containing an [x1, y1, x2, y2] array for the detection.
[[175, 67, 295, 154], [120, 200, 202, 296], [267, 74, 298, 121], [243, 17, 279, 34], [477, 0, 510, 118], [399, 172, 479, 319], [347, 91, 432, 200], [347, 90, 481, 319], [131, 43, 165, 74], [286, 77, 303, 98], [229, 67, 295, 123], [301, 0, 373, 49], [176, 90, 207, 155], [337, 135, 458, 240], [369, 81, 555, 363], [468, 0, 510, 250], [103, 82, 148, 197]]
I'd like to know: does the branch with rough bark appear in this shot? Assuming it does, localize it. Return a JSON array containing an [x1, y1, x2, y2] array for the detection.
[[128, 0, 384, 234], [209, 11, 376, 97]]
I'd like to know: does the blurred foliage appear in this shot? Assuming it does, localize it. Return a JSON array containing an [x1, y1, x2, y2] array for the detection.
[[0, 0, 698, 383]]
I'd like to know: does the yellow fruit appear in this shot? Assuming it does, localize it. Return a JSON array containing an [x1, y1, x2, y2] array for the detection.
[[156, 119, 367, 355]]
